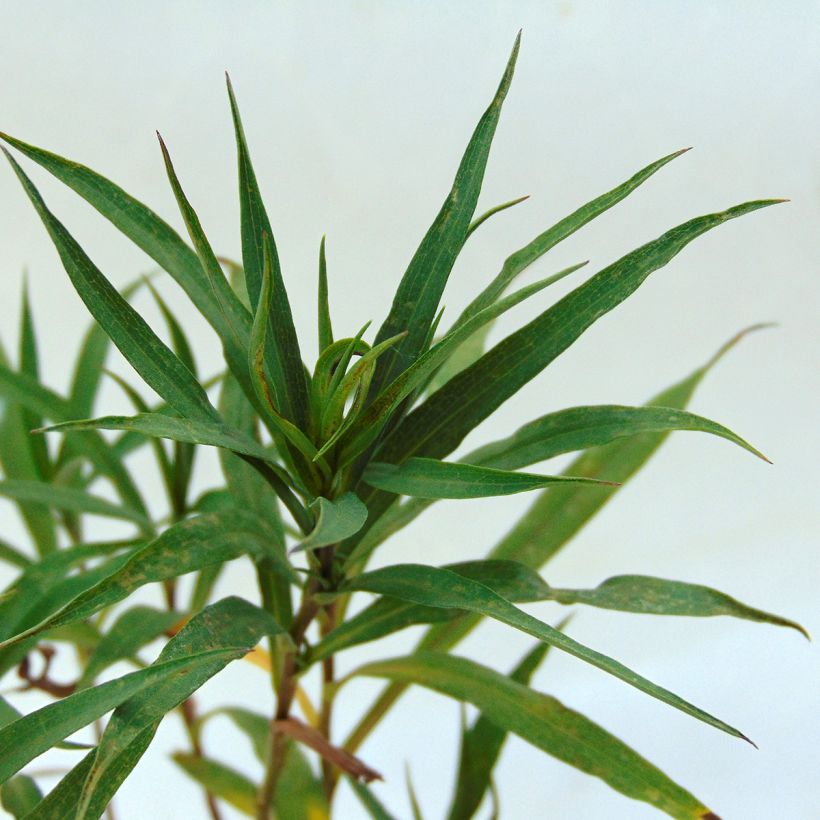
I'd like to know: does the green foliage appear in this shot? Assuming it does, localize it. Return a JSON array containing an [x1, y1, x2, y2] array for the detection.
[[0, 33, 800, 820]]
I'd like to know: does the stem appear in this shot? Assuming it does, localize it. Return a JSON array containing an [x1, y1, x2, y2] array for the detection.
[[318, 601, 337, 799], [181, 698, 223, 820]]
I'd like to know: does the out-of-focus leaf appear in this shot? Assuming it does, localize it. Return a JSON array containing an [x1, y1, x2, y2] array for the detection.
[[0, 510, 296, 652], [317, 235, 333, 352], [3, 149, 220, 425], [78, 605, 182, 686], [198, 706, 269, 763], [0, 479, 150, 528], [465, 404, 769, 469], [347, 778, 398, 820], [369, 34, 520, 396], [0, 774, 42, 817], [0, 538, 30, 568], [75, 597, 283, 817], [293, 494, 368, 553], [342, 564, 748, 741], [362, 457, 614, 499], [405, 765, 424, 820], [172, 753, 258, 816], [548, 575, 807, 636], [353, 652, 714, 819], [227, 76, 310, 430], [273, 742, 330, 820]]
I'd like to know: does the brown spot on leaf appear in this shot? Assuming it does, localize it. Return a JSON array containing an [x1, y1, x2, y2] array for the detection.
[[701, 812, 722, 819]]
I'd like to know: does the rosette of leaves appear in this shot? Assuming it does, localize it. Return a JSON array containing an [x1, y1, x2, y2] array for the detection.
[[0, 32, 805, 820]]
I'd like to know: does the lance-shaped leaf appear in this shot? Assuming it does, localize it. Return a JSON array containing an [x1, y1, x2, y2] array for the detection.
[[0, 510, 296, 653], [172, 754, 259, 817], [293, 493, 368, 553], [78, 605, 183, 687], [337, 263, 587, 465], [548, 575, 807, 636], [369, 34, 520, 396], [2, 149, 220, 425], [0, 539, 31, 569], [341, 564, 749, 741], [227, 75, 310, 429], [464, 404, 769, 470], [0, 650, 240, 785], [0, 479, 150, 528], [0, 132, 252, 383], [317, 235, 334, 352], [347, 779, 399, 820], [352, 652, 714, 819], [362, 457, 615, 499], [447, 640, 554, 820], [75, 598, 284, 817], [0, 774, 42, 818], [465, 194, 529, 239]]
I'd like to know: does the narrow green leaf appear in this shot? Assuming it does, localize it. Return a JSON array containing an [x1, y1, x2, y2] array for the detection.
[[465, 194, 529, 239], [0, 510, 296, 653], [0, 650, 241, 785], [146, 280, 198, 378], [76, 597, 283, 817], [448, 640, 553, 820], [347, 778, 399, 820], [79, 605, 182, 686], [2, 148, 220, 424], [369, 34, 521, 395], [198, 707, 269, 763], [405, 765, 424, 820], [172, 753, 258, 817], [362, 457, 615, 499], [464, 404, 769, 469], [318, 235, 334, 351], [353, 653, 714, 819], [0, 479, 150, 527], [274, 743, 330, 820], [0, 538, 31, 569], [293, 493, 368, 553], [457, 148, 692, 325], [227, 75, 310, 429], [1, 774, 42, 817], [549, 575, 808, 637], [0, 131, 252, 385], [342, 564, 750, 741]]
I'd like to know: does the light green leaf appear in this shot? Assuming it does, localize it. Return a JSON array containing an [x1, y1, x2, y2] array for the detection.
[[353, 652, 714, 819], [0, 479, 150, 528], [293, 493, 368, 553], [347, 779, 399, 820], [465, 194, 529, 239], [549, 575, 808, 637], [465, 404, 769, 469], [0, 538, 31, 569], [227, 75, 310, 430], [198, 707, 269, 763], [0, 510, 296, 653], [172, 753, 258, 816], [2, 148, 220, 425], [369, 34, 520, 396], [341, 564, 749, 741], [0, 774, 42, 817], [78, 605, 183, 687], [362, 457, 615, 499]]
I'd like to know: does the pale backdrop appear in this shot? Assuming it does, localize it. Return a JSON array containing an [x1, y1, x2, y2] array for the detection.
[[0, 2, 818, 819]]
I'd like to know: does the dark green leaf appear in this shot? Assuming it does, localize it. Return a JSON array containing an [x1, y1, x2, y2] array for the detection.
[[353, 653, 714, 819], [0, 538, 31, 569], [369, 34, 520, 395], [465, 194, 529, 239], [3, 148, 220, 424], [226, 75, 309, 429], [293, 494, 368, 553], [318, 235, 334, 352], [342, 564, 749, 741], [362, 457, 615, 499], [1, 774, 42, 817], [465, 404, 768, 469]]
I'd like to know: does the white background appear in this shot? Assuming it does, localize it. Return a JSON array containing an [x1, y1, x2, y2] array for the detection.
[[0, 3, 818, 819]]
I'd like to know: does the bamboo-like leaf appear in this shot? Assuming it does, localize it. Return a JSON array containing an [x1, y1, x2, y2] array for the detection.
[[465, 194, 529, 239], [0, 538, 31, 569], [352, 652, 714, 819], [75, 597, 283, 817], [338, 264, 587, 465], [362, 458, 615, 499], [0, 774, 42, 818], [318, 235, 334, 352], [465, 404, 769, 469], [549, 575, 808, 636], [172, 754, 258, 817], [78, 605, 183, 687], [0, 132, 252, 381], [347, 779, 399, 820], [227, 75, 310, 429], [293, 493, 368, 553], [0, 510, 296, 653], [198, 707, 269, 763], [273, 743, 330, 820], [2, 149, 221, 425], [369, 34, 521, 396], [341, 564, 749, 741], [0, 479, 150, 528], [447, 641, 552, 820]]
